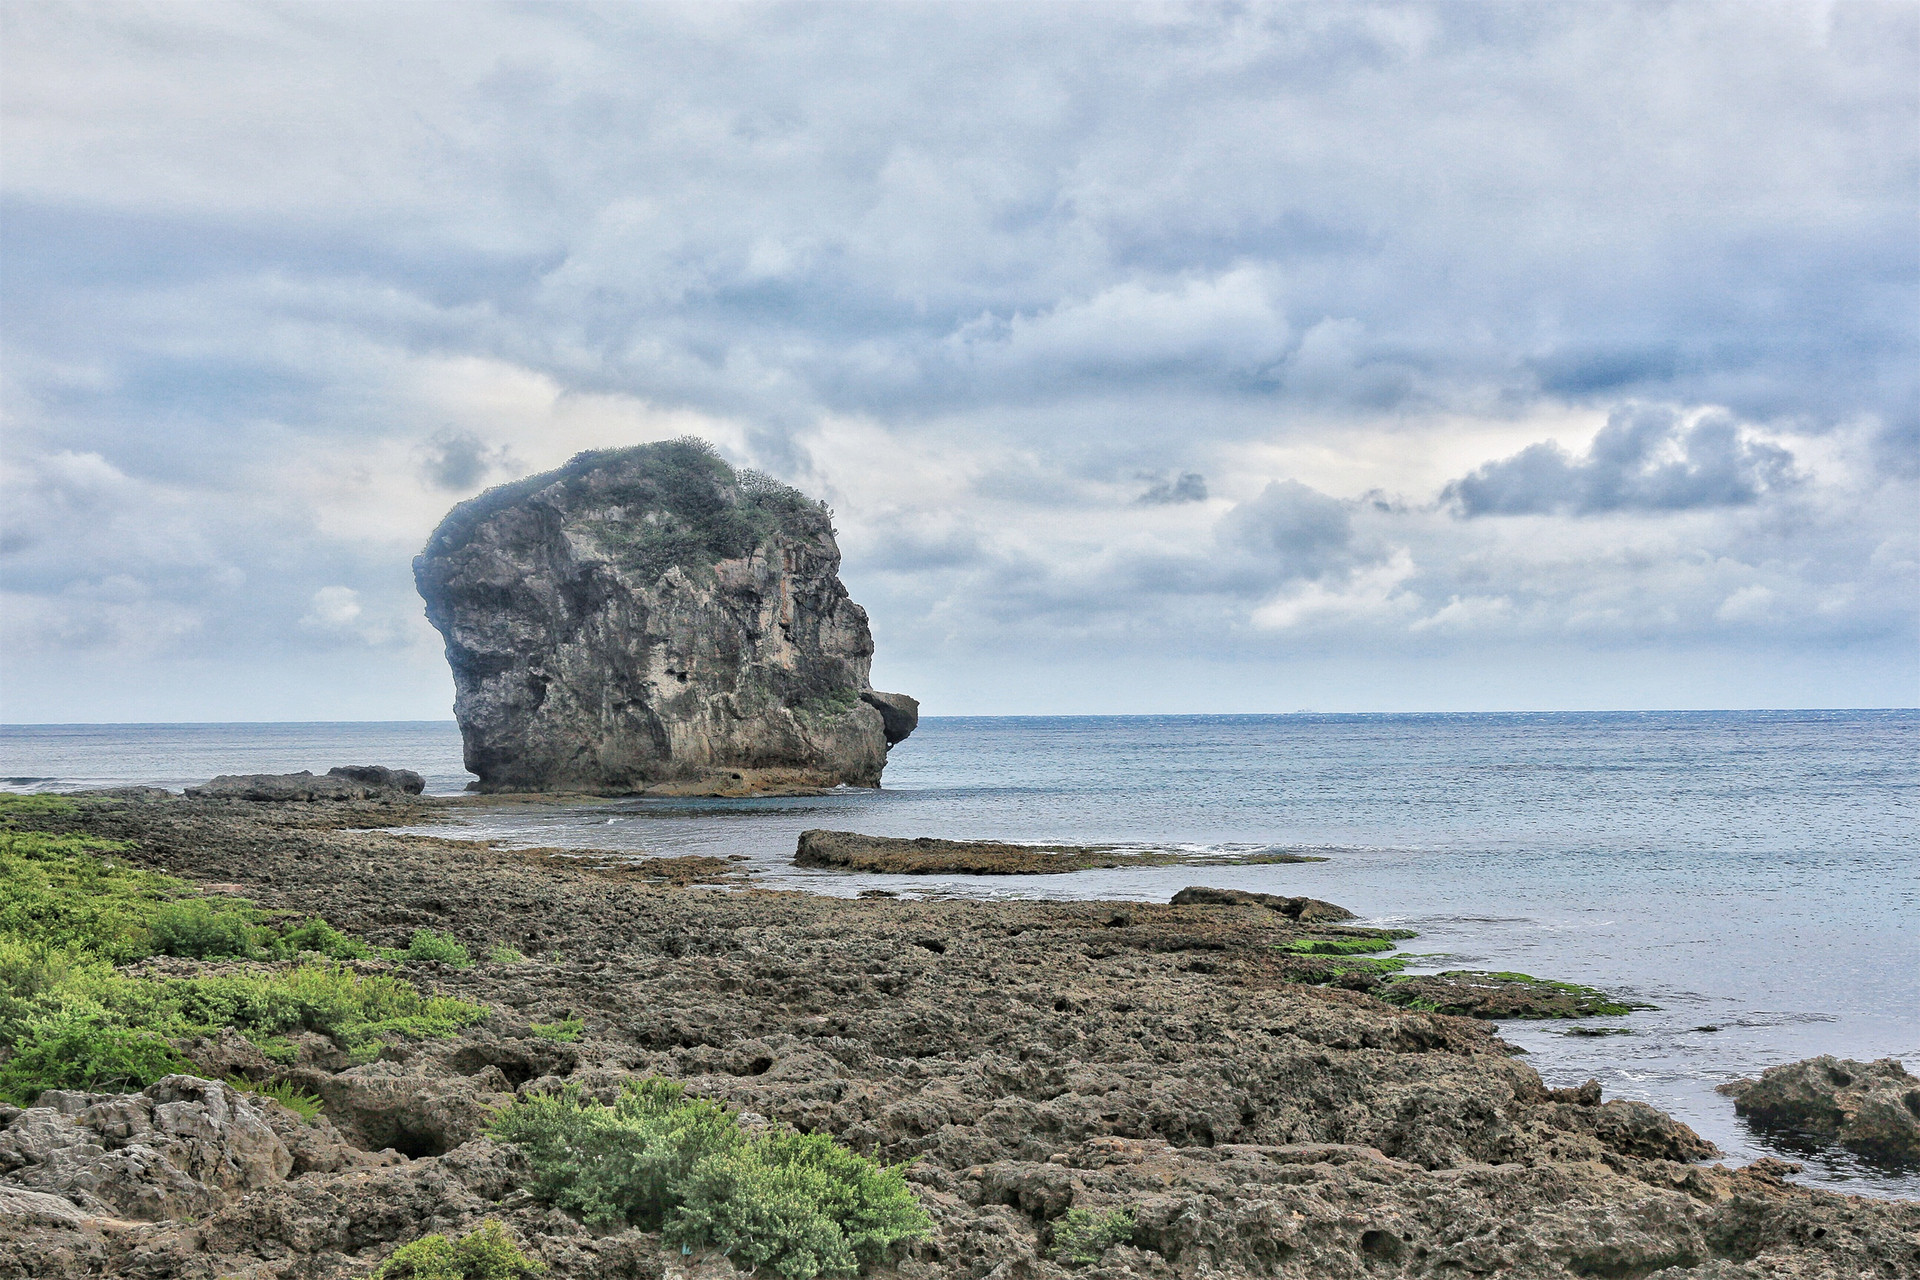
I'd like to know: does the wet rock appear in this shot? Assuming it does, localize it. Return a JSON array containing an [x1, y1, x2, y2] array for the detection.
[[185, 766, 424, 802], [1168, 885, 1356, 921], [1718, 1055, 1920, 1164], [798, 832, 1326, 875], [326, 764, 426, 794], [413, 439, 916, 794], [1378, 970, 1648, 1019]]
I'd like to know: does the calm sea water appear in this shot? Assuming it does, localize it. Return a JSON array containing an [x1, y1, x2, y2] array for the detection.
[[4, 711, 1915, 1197]]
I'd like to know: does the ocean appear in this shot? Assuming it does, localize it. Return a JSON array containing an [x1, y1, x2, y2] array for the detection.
[[3, 710, 1915, 1197]]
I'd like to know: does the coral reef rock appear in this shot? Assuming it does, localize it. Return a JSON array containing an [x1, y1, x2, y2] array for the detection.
[[414, 439, 915, 794], [1719, 1055, 1920, 1164], [185, 767, 424, 802]]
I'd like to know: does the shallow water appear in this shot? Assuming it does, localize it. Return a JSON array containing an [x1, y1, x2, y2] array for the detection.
[[5, 711, 1916, 1197]]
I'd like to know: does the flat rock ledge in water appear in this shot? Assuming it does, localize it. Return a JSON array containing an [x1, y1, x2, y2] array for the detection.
[[1718, 1056, 1920, 1166], [184, 765, 425, 801], [6, 792, 1919, 1279], [794, 830, 1329, 876]]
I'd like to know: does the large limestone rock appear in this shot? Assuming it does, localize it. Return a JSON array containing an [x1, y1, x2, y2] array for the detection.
[[415, 440, 916, 793]]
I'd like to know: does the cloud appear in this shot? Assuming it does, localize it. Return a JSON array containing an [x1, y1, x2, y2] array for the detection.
[[1137, 472, 1208, 505], [0, 2, 1914, 715], [1443, 406, 1800, 517], [416, 429, 516, 492], [1217, 480, 1362, 580]]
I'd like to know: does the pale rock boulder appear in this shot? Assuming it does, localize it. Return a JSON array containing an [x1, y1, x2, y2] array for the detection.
[[0, 1077, 291, 1222]]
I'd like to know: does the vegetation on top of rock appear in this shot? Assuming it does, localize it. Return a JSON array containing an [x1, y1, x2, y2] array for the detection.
[[490, 1077, 931, 1278], [423, 437, 825, 583], [1377, 970, 1652, 1019], [0, 801, 486, 1104], [226, 1074, 325, 1121], [1279, 937, 1398, 955], [373, 1220, 543, 1279], [1050, 1206, 1137, 1266]]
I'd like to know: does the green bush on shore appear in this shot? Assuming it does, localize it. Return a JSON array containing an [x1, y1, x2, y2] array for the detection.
[[373, 1220, 543, 1279], [0, 798, 486, 1104], [1050, 1207, 1136, 1266], [490, 1078, 930, 1278]]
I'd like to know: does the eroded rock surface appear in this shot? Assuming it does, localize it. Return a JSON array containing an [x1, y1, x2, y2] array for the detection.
[[0, 1077, 291, 1221], [413, 440, 915, 794], [5, 794, 1916, 1279], [1719, 1056, 1920, 1165]]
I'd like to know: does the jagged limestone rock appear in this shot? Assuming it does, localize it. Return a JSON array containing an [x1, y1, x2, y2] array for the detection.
[[414, 439, 915, 794]]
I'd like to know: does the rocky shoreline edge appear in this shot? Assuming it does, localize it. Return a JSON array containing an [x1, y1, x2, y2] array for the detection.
[[3, 789, 1916, 1279]]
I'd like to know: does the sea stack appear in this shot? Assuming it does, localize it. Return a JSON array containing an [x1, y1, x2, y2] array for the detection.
[[414, 439, 917, 793]]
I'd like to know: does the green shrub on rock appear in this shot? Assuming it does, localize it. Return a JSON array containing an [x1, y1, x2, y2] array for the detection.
[[490, 1078, 930, 1279], [401, 928, 472, 968], [1050, 1207, 1136, 1267], [373, 1220, 542, 1279]]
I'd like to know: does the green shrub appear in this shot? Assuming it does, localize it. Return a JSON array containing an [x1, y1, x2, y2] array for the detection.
[[491, 1079, 929, 1278], [487, 944, 524, 964], [373, 1220, 542, 1279], [0, 1011, 188, 1103], [148, 898, 265, 959], [271, 916, 372, 960], [492, 1078, 743, 1228], [1050, 1207, 1136, 1267], [226, 1075, 324, 1122], [529, 1016, 582, 1043], [669, 1131, 934, 1279], [402, 929, 471, 968]]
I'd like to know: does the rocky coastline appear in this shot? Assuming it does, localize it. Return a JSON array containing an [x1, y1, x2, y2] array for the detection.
[[3, 789, 1917, 1279]]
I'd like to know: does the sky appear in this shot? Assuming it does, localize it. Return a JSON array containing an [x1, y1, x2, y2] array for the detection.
[[2, 0, 1915, 721]]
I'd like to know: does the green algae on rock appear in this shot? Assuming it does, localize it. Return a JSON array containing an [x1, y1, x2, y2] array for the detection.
[[1378, 970, 1653, 1019]]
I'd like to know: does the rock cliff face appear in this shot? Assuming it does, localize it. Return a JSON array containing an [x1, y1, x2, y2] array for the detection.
[[414, 440, 916, 794]]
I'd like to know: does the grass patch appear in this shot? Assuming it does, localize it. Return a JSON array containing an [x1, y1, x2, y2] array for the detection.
[[529, 1016, 583, 1043], [226, 1075, 324, 1121], [1051, 1207, 1136, 1267], [0, 794, 81, 821], [0, 807, 487, 1104], [491, 1078, 930, 1278], [374, 1220, 542, 1279]]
